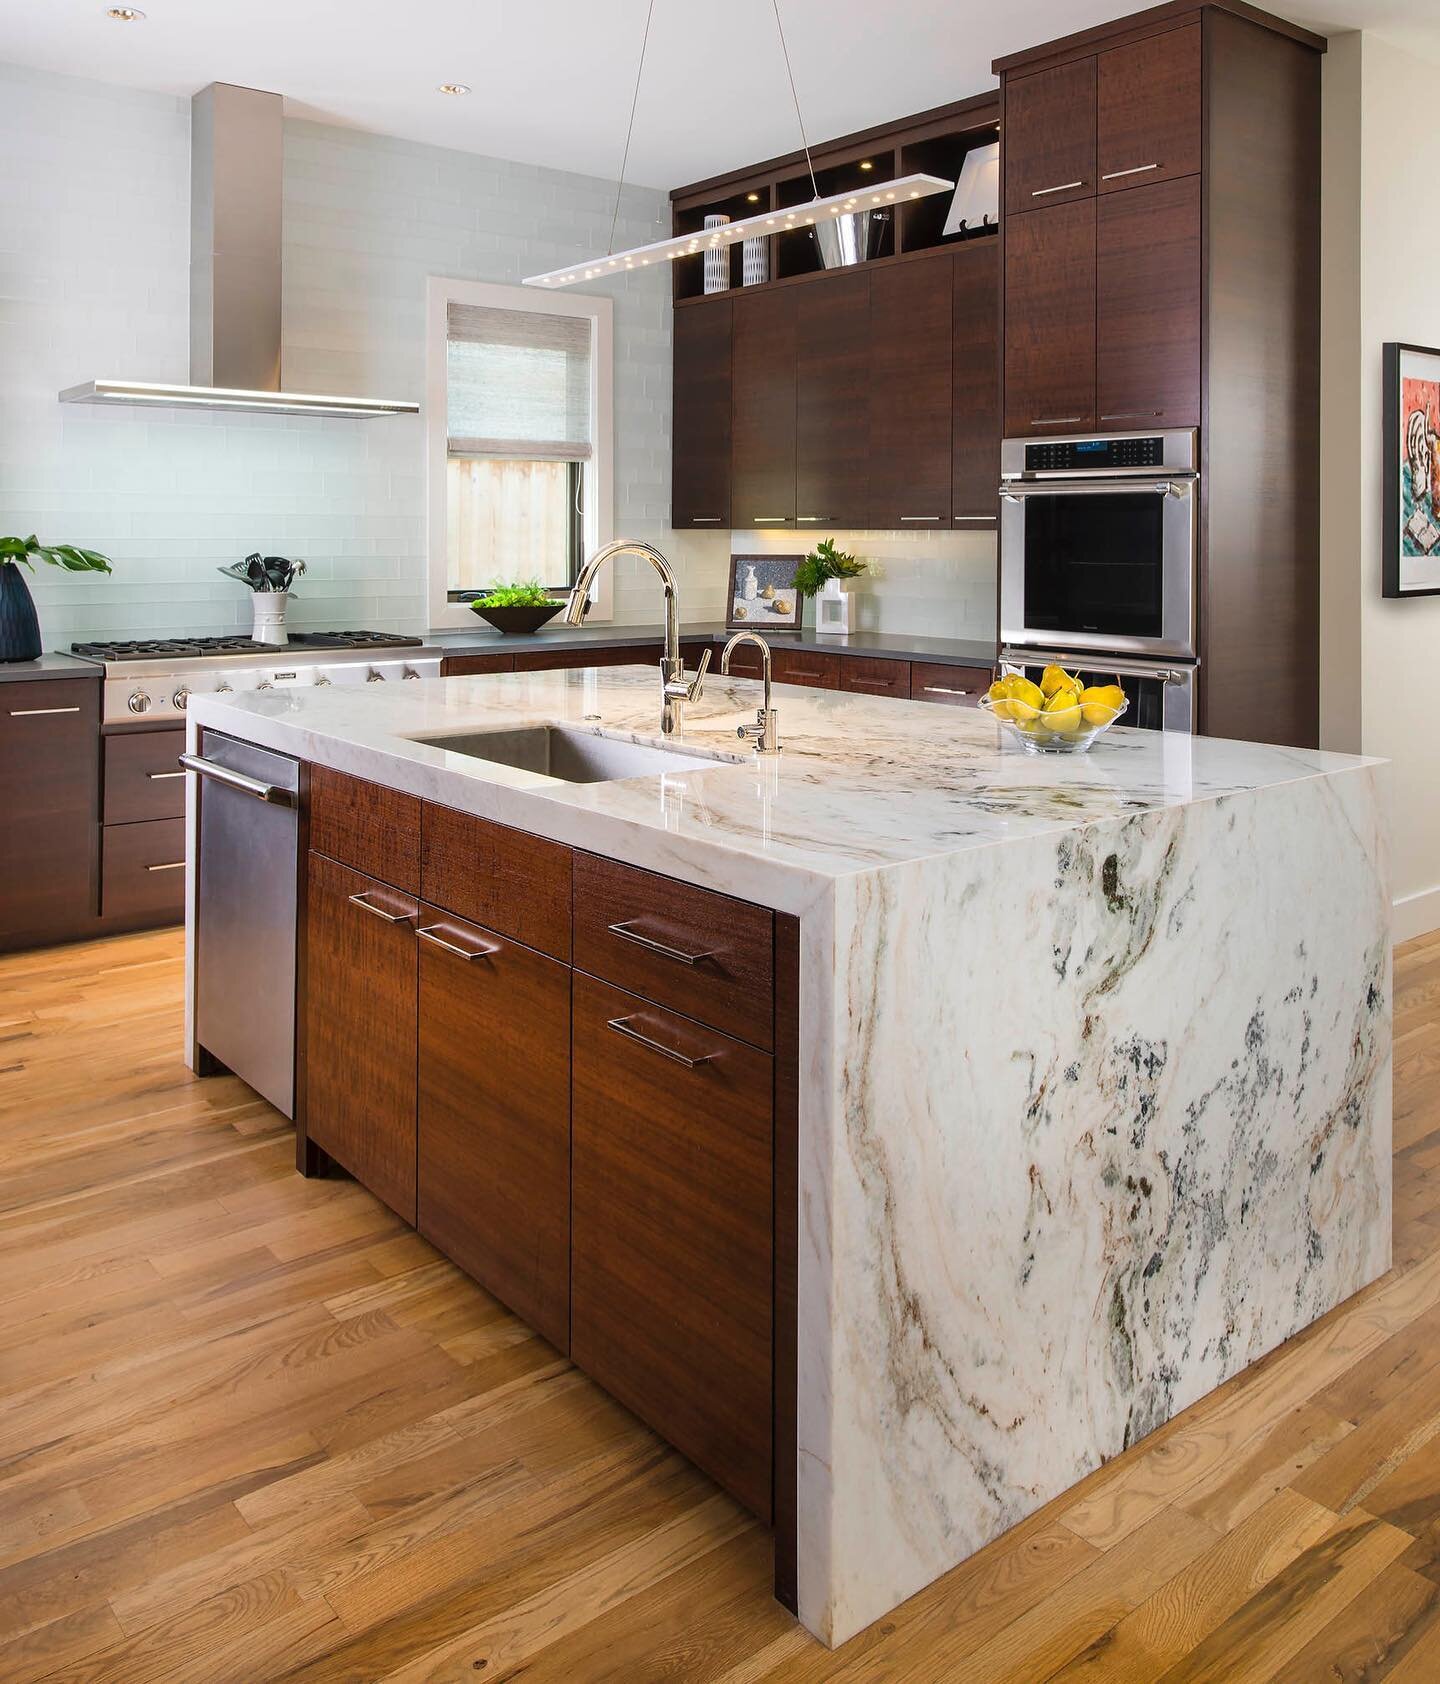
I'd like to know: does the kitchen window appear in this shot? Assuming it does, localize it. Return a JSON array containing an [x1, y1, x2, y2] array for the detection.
[[427, 278, 613, 628]]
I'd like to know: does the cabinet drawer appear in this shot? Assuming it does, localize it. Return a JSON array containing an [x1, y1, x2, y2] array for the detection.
[[310, 766, 421, 894], [421, 802, 572, 962], [840, 655, 910, 697], [101, 816, 185, 923], [771, 648, 839, 690], [910, 662, 991, 707], [573, 853, 773, 1050], [103, 728, 186, 824], [440, 653, 514, 677], [512, 645, 647, 672], [571, 973, 773, 1521]]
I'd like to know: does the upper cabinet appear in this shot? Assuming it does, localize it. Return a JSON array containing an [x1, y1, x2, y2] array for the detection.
[[1003, 58, 1098, 213], [731, 289, 798, 528], [1097, 24, 1203, 192], [870, 261, 954, 529], [1003, 201, 1098, 435], [671, 300, 732, 529], [952, 241, 1001, 525], [796, 272, 870, 528]]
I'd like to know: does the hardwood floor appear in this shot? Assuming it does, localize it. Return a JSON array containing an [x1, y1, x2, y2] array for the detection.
[[1, 926, 1438, 1681]]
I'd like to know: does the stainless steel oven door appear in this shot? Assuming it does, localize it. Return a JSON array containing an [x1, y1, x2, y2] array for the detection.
[[999, 476, 1198, 660], [999, 647, 1196, 733]]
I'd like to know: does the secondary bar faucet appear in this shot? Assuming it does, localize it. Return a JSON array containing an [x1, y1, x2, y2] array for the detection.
[[721, 632, 780, 754], [563, 540, 710, 737]]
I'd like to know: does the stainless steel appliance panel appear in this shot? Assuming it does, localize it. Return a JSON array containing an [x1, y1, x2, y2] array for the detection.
[[999, 646, 1196, 733]]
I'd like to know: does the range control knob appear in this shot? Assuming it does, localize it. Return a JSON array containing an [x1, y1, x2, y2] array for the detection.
[[127, 690, 152, 715], [172, 687, 190, 710], [401, 666, 420, 680], [215, 680, 233, 693], [366, 668, 385, 683], [314, 674, 331, 686], [256, 679, 273, 690]]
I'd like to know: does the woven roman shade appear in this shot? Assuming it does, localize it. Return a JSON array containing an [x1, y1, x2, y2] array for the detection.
[[446, 302, 593, 461]]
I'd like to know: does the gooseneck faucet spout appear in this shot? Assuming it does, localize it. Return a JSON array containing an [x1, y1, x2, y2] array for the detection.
[[563, 540, 710, 736]]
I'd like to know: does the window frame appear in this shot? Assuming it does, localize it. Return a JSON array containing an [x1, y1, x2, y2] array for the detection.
[[426, 276, 614, 630]]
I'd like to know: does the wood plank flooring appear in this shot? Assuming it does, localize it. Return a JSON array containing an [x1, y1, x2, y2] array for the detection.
[[1, 926, 1437, 1680]]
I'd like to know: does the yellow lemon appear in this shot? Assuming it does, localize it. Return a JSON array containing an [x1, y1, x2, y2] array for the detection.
[[1079, 683, 1126, 727], [1042, 688, 1082, 733], [1040, 663, 1079, 698], [1007, 676, 1044, 723]]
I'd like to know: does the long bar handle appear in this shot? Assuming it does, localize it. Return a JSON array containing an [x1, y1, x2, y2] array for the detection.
[[417, 925, 500, 962], [921, 684, 972, 696], [899, 515, 942, 522], [1031, 180, 1085, 197], [607, 1015, 713, 1070], [178, 753, 294, 806], [145, 860, 185, 872], [348, 892, 414, 925], [1000, 480, 1191, 500], [148, 770, 186, 781], [8, 705, 82, 716], [1101, 163, 1159, 181], [607, 919, 715, 966]]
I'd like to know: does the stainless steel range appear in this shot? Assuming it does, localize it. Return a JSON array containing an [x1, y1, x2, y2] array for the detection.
[[69, 632, 443, 725]]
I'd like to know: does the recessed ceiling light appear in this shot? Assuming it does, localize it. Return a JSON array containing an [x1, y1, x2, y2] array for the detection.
[[437, 82, 471, 96], [746, 192, 760, 203], [105, 6, 145, 17], [859, 159, 874, 171]]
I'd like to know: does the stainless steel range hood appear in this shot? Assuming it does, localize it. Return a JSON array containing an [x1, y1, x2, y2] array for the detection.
[[59, 84, 418, 420]]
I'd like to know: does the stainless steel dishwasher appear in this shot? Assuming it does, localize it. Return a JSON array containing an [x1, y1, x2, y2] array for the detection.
[[184, 733, 302, 1117]]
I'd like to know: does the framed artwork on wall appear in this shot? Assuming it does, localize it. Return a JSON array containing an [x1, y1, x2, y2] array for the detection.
[[1384, 342, 1440, 597], [726, 554, 802, 630]]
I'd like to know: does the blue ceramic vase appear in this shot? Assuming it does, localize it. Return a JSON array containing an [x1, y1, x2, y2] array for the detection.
[[0, 563, 42, 663]]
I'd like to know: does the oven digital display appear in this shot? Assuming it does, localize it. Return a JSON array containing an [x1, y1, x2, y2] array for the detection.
[[1025, 437, 1165, 472]]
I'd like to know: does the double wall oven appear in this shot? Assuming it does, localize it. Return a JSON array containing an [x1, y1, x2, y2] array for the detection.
[[999, 429, 1199, 732]]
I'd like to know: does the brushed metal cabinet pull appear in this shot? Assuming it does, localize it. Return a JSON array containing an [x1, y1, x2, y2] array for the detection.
[[922, 685, 971, 696], [147, 770, 186, 780], [955, 514, 998, 521], [689, 515, 723, 523], [607, 1015, 713, 1069], [607, 919, 714, 966], [796, 515, 834, 522], [145, 860, 185, 872], [1031, 180, 1084, 197], [1101, 163, 1159, 181], [1030, 417, 1084, 426], [9, 705, 82, 716], [752, 516, 790, 524], [348, 892, 414, 926], [899, 515, 942, 522], [417, 925, 499, 961]]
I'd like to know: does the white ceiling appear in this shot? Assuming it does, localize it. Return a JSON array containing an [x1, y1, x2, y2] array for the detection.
[[1, 0, 1437, 190]]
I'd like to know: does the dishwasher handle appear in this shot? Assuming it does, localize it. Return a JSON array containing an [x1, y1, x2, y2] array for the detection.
[[179, 752, 296, 807]]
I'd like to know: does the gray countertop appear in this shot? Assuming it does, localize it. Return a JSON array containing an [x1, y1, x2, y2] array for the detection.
[[428, 620, 998, 668], [1, 653, 101, 683]]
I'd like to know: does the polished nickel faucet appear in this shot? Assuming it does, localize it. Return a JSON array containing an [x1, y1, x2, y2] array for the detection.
[[721, 632, 780, 754], [563, 540, 710, 737]]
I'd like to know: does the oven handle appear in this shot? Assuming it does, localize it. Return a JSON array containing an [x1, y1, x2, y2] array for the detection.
[[999, 479, 1194, 501]]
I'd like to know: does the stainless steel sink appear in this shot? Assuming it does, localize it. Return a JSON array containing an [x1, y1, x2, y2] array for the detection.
[[409, 723, 732, 783]]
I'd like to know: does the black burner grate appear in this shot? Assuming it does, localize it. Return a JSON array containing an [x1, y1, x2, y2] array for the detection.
[[72, 631, 424, 661]]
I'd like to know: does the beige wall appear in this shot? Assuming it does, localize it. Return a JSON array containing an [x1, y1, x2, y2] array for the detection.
[[1322, 31, 1440, 939]]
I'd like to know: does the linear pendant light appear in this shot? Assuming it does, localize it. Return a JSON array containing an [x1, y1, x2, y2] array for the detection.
[[523, 174, 955, 288]]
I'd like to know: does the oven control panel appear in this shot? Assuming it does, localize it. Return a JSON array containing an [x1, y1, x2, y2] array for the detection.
[[1025, 436, 1165, 473]]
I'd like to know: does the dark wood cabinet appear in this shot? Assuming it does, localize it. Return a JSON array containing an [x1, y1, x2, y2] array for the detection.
[[1003, 57, 1097, 214], [1003, 198, 1098, 434], [1097, 23, 1202, 193], [571, 971, 774, 1521], [421, 802, 572, 962], [101, 816, 184, 922], [795, 271, 869, 527], [952, 241, 1001, 525], [840, 655, 910, 698], [910, 661, 992, 706], [731, 288, 797, 529], [417, 906, 571, 1352], [0, 678, 99, 951], [869, 259, 954, 528], [310, 765, 421, 896], [771, 647, 840, 689], [439, 653, 514, 677], [672, 299, 733, 528], [305, 850, 419, 1224], [102, 728, 186, 825], [1097, 174, 1202, 428]]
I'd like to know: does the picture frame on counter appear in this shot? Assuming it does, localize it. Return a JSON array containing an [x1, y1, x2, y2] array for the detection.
[[726, 554, 802, 630], [1384, 342, 1440, 597]]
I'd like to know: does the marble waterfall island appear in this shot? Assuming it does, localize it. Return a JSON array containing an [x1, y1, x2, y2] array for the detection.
[[185, 665, 1392, 1647]]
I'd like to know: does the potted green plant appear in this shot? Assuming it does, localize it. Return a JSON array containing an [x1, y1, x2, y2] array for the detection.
[[792, 539, 867, 634], [0, 535, 113, 663], [468, 578, 566, 635]]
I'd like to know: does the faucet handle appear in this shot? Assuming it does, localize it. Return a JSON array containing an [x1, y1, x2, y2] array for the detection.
[[685, 645, 712, 701]]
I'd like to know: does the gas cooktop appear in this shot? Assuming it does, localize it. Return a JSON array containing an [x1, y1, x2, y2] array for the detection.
[[72, 631, 424, 662]]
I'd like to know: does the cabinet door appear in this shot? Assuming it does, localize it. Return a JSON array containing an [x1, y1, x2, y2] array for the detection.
[[1098, 23, 1202, 194], [1004, 57, 1097, 214], [952, 240, 1000, 526], [417, 907, 571, 1352], [870, 258, 953, 528], [1003, 198, 1097, 435], [305, 851, 418, 1223], [0, 678, 99, 948], [732, 289, 796, 529], [1097, 175, 1201, 429], [571, 974, 774, 1520], [795, 272, 869, 528], [671, 300, 732, 528]]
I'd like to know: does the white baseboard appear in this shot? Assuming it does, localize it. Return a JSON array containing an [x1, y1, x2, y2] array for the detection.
[[1395, 884, 1440, 944]]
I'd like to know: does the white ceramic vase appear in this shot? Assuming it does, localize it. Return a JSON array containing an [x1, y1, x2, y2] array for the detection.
[[814, 576, 854, 635], [251, 590, 289, 646]]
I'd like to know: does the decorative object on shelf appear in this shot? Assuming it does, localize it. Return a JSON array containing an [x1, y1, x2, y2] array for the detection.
[[0, 534, 113, 663], [468, 579, 566, 635], [1384, 342, 1440, 597], [703, 214, 731, 293], [519, 0, 951, 290], [792, 538, 866, 634], [942, 139, 1000, 239], [812, 208, 889, 270], [742, 233, 769, 287], [726, 553, 802, 630], [217, 553, 306, 647], [981, 664, 1128, 754]]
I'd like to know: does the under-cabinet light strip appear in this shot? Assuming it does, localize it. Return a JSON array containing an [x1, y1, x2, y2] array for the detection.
[[520, 172, 954, 288]]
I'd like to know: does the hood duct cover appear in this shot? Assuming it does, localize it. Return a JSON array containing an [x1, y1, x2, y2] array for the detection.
[[60, 83, 417, 419]]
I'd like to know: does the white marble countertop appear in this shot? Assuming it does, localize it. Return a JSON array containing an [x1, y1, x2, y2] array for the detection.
[[188, 664, 1375, 911]]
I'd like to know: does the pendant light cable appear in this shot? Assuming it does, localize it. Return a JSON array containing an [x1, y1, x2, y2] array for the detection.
[[771, 0, 818, 199], [607, 0, 657, 255]]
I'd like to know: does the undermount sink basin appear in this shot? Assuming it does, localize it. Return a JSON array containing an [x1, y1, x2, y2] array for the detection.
[[410, 723, 731, 783]]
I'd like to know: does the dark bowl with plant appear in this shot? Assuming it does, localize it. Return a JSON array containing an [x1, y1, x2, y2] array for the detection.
[[1, 534, 113, 664], [467, 580, 566, 635]]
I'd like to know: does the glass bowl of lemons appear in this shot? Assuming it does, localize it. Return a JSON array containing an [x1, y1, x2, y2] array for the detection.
[[980, 665, 1128, 753]]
